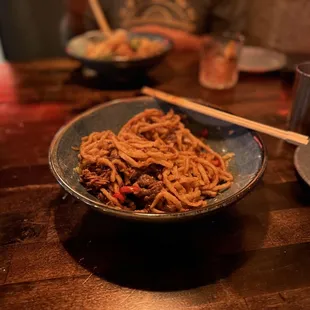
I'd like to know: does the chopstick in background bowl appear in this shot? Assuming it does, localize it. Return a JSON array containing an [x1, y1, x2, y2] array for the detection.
[[88, 0, 112, 36]]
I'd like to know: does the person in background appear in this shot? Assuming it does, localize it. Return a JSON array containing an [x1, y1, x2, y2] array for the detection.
[[246, 0, 310, 55], [62, 0, 246, 50]]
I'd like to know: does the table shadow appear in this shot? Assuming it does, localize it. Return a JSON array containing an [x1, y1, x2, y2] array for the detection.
[[295, 172, 310, 200], [53, 191, 269, 292], [64, 67, 162, 91]]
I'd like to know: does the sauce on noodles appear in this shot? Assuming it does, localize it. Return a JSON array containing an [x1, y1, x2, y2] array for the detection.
[[77, 109, 234, 213]]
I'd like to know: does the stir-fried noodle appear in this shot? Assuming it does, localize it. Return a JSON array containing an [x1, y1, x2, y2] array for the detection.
[[77, 109, 234, 213]]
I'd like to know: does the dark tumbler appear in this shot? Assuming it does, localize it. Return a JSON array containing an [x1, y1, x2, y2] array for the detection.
[[288, 62, 310, 135]]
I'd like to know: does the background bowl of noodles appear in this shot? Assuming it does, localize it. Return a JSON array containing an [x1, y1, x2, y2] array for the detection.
[[66, 30, 173, 79], [49, 97, 267, 221]]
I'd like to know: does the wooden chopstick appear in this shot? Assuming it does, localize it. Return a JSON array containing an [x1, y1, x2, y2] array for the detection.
[[141, 87, 309, 146], [88, 0, 112, 36]]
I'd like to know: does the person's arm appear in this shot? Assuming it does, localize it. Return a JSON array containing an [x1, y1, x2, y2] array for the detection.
[[210, 0, 247, 33], [131, 25, 209, 51]]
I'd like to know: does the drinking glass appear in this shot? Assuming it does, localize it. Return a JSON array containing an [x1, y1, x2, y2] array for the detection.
[[199, 33, 244, 90], [288, 62, 310, 135]]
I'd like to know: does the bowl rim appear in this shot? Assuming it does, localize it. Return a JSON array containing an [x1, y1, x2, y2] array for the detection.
[[66, 30, 173, 65], [294, 145, 310, 187], [49, 96, 268, 221]]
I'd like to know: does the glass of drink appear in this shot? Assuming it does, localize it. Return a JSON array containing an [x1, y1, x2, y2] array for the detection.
[[199, 32, 244, 90], [288, 62, 310, 135]]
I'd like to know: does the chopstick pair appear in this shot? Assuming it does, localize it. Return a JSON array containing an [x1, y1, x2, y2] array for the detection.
[[141, 87, 309, 146]]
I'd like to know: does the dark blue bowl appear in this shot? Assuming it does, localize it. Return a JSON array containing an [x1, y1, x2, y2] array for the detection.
[[49, 97, 267, 221], [66, 31, 173, 78]]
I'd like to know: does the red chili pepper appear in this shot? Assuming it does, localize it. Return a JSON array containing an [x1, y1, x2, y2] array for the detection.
[[212, 159, 220, 167], [201, 128, 209, 138], [120, 185, 140, 194], [113, 192, 125, 203]]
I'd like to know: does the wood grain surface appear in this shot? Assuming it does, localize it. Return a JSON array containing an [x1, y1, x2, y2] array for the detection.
[[1, 52, 309, 310]]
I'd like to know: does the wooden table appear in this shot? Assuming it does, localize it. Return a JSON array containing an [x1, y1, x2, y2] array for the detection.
[[1, 53, 310, 310]]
